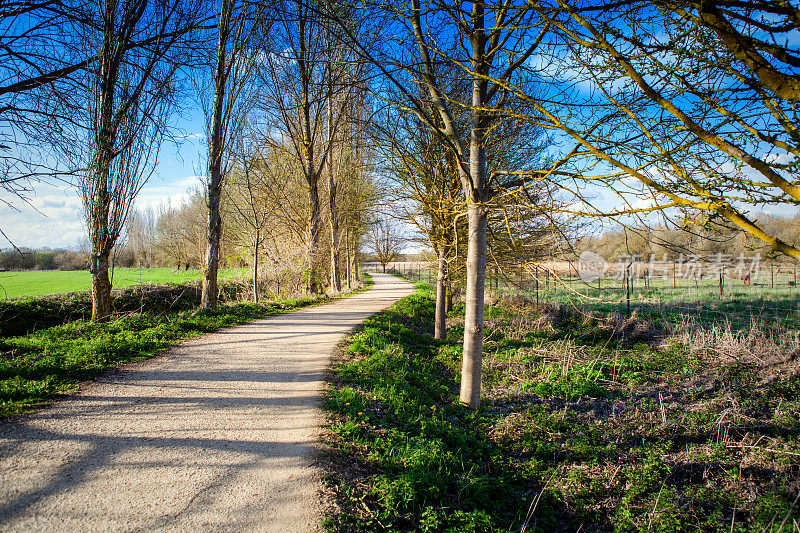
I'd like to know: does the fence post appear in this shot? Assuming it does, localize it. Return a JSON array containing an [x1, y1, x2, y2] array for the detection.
[[719, 265, 724, 296], [535, 264, 539, 308], [626, 265, 631, 317], [771, 260, 774, 288]]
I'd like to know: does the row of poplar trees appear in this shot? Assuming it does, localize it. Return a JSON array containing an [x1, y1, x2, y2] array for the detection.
[[3, 0, 800, 408]]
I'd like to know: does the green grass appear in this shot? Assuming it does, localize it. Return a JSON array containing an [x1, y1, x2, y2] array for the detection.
[[0, 267, 248, 299], [321, 283, 800, 532], [0, 274, 372, 417], [487, 274, 800, 334]]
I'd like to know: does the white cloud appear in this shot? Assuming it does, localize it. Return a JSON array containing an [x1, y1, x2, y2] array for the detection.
[[0, 186, 85, 249], [764, 152, 797, 165], [0, 173, 205, 249], [135, 174, 203, 211]]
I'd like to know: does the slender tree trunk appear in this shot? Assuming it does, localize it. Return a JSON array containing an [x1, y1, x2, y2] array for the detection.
[[354, 250, 360, 281], [201, 0, 233, 309], [253, 236, 259, 303], [345, 227, 351, 289], [459, 205, 487, 407], [327, 100, 341, 293], [434, 249, 447, 340], [329, 212, 341, 291], [459, 58, 489, 408]]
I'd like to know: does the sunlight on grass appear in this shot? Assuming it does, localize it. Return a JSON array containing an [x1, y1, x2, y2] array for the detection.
[[0, 267, 248, 299]]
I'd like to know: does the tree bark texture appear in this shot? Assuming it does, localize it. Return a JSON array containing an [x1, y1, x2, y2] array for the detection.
[[459, 47, 489, 408], [253, 237, 259, 303], [459, 205, 487, 407], [306, 169, 321, 293], [201, 0, 232, 309], [90, 251, 112, 322], [434, 250, 447, 340]]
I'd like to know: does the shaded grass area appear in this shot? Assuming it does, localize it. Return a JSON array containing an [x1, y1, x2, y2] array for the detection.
[[0, 267, 247, 299], [321, 285, 800, 532], [0, 275, 372, 417]]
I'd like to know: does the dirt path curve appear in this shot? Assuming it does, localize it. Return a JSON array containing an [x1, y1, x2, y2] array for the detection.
[[0, 273, 414, 532]]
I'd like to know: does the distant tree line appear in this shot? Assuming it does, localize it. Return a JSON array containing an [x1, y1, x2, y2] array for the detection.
[[578, 214, 800, 263], [0, 248, 86, 271]]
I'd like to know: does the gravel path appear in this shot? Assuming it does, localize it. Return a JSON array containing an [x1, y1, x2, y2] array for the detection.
[[0, 273, 413, 532]]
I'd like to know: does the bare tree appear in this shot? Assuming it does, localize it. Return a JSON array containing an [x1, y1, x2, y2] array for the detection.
[[337, 157, 378, 287], [223, 140, 273, 302], [257, 0, 368, 294], [200, 0, 269, 308], [328, 1, 555, 406], [367, 217, 404, 273], [75, 0, 199, 321], [0, 0, 209, 245], [374, 100, 464, 339]]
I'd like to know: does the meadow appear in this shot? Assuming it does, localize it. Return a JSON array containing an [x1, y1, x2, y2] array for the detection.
[[0, 275, 372, 416], [0, 267, 248, 299], [395, 264, 800, 332], [322, 278, 800, 532]]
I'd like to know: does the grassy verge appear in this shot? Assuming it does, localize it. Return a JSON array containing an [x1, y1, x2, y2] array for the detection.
[[0, 267, 248, 299], [321, 283, 799, 532], [0, 275, 372, 417]]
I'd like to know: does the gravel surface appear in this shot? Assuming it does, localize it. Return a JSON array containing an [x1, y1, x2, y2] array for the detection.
[[0, 273, 413, 532]]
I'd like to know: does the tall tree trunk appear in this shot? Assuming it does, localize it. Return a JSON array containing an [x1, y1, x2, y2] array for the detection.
[[459, 55, 489, 408], [345, 227, 351, 289], [434, 249, 447, 340], [89, 12, 119, 323], [297, 10, 321, 295], [329, 198, 341, 292], [253, 236, 259, 303], [327, 99, 341, 293], [201, 0, 232, 309]]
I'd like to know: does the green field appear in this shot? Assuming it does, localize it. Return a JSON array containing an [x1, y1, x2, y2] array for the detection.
[[322, 282, 800, 531], [0, 268, 248, 299]]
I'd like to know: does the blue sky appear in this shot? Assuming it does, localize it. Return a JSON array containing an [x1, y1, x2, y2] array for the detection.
[[0, 114, 206, 250]]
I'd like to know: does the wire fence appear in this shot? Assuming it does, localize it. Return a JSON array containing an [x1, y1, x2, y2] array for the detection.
[[362, 260, 800, 332]]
